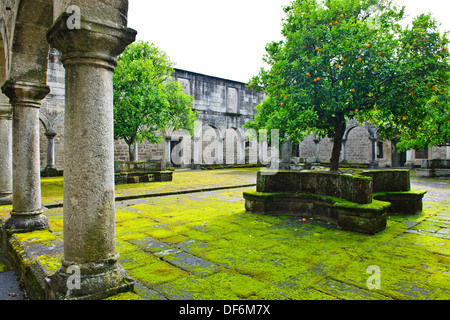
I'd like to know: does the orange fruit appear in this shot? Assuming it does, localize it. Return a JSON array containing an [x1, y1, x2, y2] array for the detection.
[[402, 117, 407, 121], [329, 22, 333, 26], [340, 14, 344, 18], [366, 43, 370, 48], [378, 52, 382, 55], [423, 39, 427, 42], [342, 58, 347, 62], [357, 58, 362, 62], [306, 72, 311, 77], [351, 89, 355, 93], [302, 218, 307, 222], [315, 47, 320, 51], [316, 77, 321, 81], [413, 42, 417, 46], [281, 102, 284, 106], [285, 95, 288, 99], [355, 108, 359, 112], [357, 71, 361, 74], [431, 87, 436, 91], [335, 21, 339, 25], [336, 64, 340, 68], [413, 83, 417, 87]]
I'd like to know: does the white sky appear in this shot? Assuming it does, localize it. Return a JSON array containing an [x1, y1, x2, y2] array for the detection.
[[128, 0, 450, 83]]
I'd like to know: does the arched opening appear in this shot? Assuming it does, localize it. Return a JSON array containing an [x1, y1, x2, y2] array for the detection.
[[202, 124, 223, 165]]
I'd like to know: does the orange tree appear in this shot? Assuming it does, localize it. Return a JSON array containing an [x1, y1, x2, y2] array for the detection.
[[246, 0, 449, 171]]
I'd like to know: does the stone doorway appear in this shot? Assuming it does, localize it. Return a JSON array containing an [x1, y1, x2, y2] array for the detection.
[[392, 140, 406, 167]]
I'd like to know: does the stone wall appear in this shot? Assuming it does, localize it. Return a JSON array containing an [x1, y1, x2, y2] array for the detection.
[[38, 51, 448, 171]]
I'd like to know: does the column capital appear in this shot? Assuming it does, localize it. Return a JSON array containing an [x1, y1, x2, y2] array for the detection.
[[1, 81, 50, 108], [47, 13, 137, 70], [0, 103, 12, 119], [45, 131, 57, 138]]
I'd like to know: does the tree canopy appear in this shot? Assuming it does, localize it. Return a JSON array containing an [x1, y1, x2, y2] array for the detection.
[[246, 0, 450, 170], [113, 41, 197, 161]]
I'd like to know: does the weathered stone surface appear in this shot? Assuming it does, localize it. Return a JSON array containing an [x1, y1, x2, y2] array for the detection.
[[0, 103, 12, 205], [256, 170, 372, 204], [44, 12, 137, 300]]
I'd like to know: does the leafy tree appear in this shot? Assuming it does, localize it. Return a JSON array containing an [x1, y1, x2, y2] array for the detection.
[[246, 0, 450, 171], [113, 41, 197, 161]]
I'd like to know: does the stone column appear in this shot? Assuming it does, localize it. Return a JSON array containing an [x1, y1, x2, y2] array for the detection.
[[0, 102, 13, 205], [236, 131, 245, 165], [1, 82, 51, 233], [216, 135, 224, 165], [45, 131, 57, 170], [164, 137, 171, 166], [45, 14, 136, 300], [405, 150, 414, 168], [370, 137, 379, 169]]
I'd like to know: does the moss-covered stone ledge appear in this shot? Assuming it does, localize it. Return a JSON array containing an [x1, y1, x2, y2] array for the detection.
[[245, 169, 426, 235], [114, 171, 173, 185], [243, 191, 390, 235], [0, 228, 63, 300], [359, 169, 426, 215], [256, 170, 373, 204], [114, 161, 173, 185]]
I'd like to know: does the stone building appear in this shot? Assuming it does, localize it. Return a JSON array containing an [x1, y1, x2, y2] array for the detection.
[[39, 47, 449, 172], [0, 0, 448, 300]]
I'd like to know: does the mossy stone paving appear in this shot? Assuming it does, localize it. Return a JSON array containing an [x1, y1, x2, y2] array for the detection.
[[1, 170, 449, 300]]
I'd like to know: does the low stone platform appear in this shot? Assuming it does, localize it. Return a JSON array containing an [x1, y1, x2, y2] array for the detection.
[[114, 161, 173, 185], [244, 170, 426, 235], [417, 159, 450, 178]]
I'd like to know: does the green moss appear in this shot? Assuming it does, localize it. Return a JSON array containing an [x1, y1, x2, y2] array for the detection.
[[333, 198, 391, 212], [104, 292, 144, 300]]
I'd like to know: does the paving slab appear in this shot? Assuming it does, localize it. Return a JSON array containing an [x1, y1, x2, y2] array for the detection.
[[0, 170, 449, 301]]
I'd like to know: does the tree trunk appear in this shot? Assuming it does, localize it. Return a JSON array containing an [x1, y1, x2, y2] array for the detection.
[[330, 119, 346, 172], [128, 142, 138, 162]]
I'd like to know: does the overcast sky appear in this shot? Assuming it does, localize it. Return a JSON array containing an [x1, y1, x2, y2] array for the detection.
[[128, 0, 450, 83]]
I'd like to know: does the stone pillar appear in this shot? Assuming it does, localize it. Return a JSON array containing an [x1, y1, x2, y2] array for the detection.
[[164, 137, 171, 166], [370, 137, 379, 169], [405, 150, 414, 168], [236, 131, 245, 165], [45, 131, 57, 170], [0, 102, 13, 205], [216, 136, 224, 165], [447, 146, 450, 160], [1, 82, 51, 233], [45, 14, 136, 300]]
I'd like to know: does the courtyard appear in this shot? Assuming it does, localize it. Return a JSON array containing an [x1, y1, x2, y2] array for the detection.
[[0, 168, 449, 301]]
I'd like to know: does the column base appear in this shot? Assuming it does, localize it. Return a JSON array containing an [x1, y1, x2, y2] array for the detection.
[[0, 193, 12, 205], [45, 258, 135, 300], [4, 210, 50, 234]]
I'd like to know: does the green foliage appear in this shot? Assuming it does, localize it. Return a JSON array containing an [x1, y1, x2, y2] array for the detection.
[[246, 0, 450, 169], [113, 41, 197, 149]]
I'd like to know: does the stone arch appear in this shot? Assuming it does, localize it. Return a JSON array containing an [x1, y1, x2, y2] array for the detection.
[[8, 0, 54, 83], [202, 123, 224, 165], [346, 125, 372, 163]]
